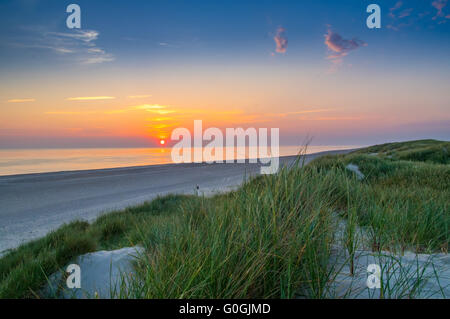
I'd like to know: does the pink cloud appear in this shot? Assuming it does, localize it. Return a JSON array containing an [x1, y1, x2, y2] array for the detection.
[[273, 27, 288, 54], [324, 28, 366, 60], [324, 28, 366, 72], [389, 1, 403, 18], [399, 8, 413, 18], [432, 0, 447, 12], [432, 0, 447, 20]]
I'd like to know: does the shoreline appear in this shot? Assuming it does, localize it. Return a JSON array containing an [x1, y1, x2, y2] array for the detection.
[[0, 149, 355, 254], [0, 145, 361, 178]]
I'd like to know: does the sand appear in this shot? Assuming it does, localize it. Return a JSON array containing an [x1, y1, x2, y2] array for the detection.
[[0, 149, 353, 255], [44, 246, 145, 299], [327, 216, 450, 298]]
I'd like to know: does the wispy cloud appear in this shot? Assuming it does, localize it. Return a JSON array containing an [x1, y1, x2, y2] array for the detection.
[[399, 8, 414, 18], [128, 95, 152, 99], [46, 30, 99, 43], [10, 28, 114, 65], [273, 27, 288, 54], [324, 27, 366, 70], [387, 0, 450, 29], [134, 104, 175, 115], [135, 104, 167, 110], [45, 104, 333, 122], [106, 104, 171, 114], [46, 104, 170, 116], [82, 56, 115, 64], [45, 111, 96, 115], [7, 98, 35, 103], [149, 110, 176, 115], [149, 117, 174, 122], [157, 42, 181, 48], [432, 0, 449, 21], [66, 96, 116, 101], [307, 116, 364, 121], [387, 2, 417, 30], [389, 1, 404, 18], [266, 108, 334, 118]]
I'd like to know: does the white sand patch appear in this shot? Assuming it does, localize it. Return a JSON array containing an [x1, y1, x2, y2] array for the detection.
[[328, 215, 449, 298], [45, 246, 144, 299], [329, 248, 449, 298]]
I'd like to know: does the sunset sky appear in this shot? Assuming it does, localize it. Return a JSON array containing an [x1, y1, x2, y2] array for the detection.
[[0, 0, 449, 148]]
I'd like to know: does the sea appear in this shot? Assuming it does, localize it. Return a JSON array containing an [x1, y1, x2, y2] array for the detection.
[[0, 145, 360, 176]]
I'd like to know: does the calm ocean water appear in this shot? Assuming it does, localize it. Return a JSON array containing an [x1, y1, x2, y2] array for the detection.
[[0, 146, 359, 176]]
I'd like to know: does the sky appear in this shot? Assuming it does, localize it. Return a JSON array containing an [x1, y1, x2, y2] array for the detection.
[[0, 0, 449, 148]]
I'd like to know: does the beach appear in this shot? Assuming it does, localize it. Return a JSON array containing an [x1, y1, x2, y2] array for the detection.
[[0, 149, 354, 255]]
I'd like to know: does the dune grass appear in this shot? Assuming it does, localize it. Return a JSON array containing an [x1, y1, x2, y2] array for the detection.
[[125, 166, 344, 298], [0, 194, 190, 298], [0, 139, 448, 298], [353, 139, 450, 164], [310, 140, 449, 253]]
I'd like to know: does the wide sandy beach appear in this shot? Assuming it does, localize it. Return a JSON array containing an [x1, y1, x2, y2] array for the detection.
[[0, 149, 353, 254]]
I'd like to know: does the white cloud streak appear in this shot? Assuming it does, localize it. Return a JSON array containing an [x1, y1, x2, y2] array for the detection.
[[10, 28, 114, 65]]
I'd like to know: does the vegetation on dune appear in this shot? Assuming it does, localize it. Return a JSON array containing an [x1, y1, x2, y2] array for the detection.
[[127, 167, 343, 298], [0, 195, 190, 298], [353, 139, 450, 164], [0, 139, 448, 298], [310, 152, 449, 253]]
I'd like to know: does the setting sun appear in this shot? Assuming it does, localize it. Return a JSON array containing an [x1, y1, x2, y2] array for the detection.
[[160, 140, 165, 145]]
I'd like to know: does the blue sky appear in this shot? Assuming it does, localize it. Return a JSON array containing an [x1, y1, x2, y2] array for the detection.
[[2, 0, 449, 70], [0, 0, 449, 147]]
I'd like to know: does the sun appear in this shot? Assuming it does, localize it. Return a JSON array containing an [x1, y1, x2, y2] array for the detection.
[[160, 139, 165, 145]]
